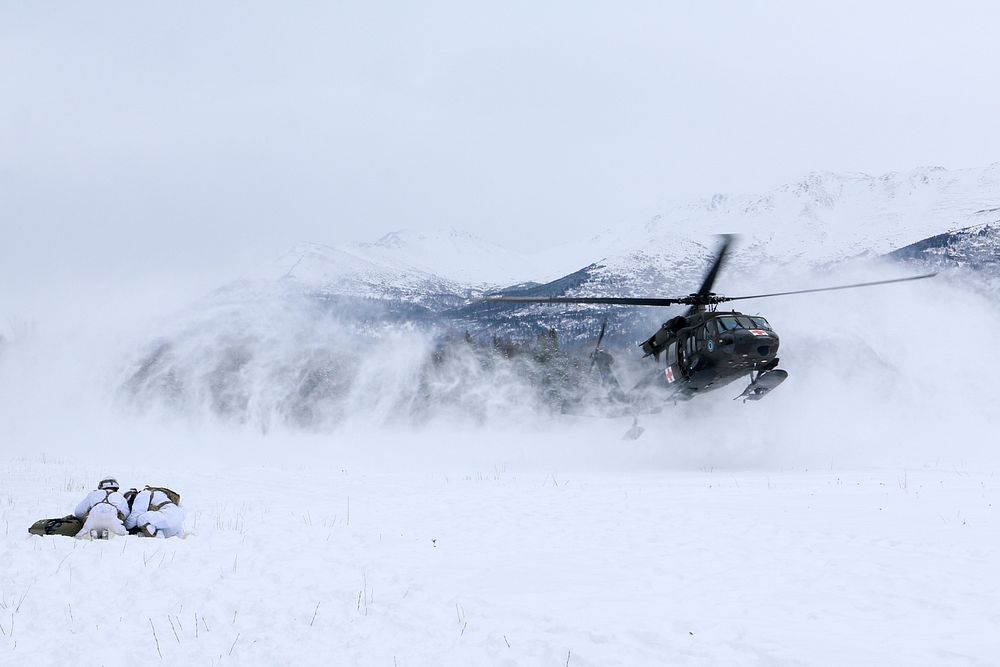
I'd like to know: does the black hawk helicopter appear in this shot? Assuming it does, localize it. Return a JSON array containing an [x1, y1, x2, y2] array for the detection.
[[487, 235, 935, 403]]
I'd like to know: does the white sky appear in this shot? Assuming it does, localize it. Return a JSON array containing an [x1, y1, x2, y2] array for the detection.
[[2, 0, 999, 288]]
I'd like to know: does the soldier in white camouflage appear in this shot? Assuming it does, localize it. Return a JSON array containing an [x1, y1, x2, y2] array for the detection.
[[125, 485, 185, 538], [74, 477, 130, 539]]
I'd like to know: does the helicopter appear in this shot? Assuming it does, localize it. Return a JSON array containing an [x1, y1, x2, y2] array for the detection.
[[486, 235, 936, 403]]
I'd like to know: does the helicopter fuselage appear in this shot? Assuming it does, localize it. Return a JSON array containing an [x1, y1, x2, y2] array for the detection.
[[644, 310, 782, 399], [485, 234, 933, 405]]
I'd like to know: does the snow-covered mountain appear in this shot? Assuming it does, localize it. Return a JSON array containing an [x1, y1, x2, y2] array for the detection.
[[525, 163, 1000, 295], [353, 228, 544, 287], [244, 241, 469, 311], [466, 164, 1000, 345], [889, 216, 1000, 274], [257, 163, 1000, 307]]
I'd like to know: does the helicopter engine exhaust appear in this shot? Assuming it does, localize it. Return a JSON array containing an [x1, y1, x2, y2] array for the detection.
[[641, 315, 687, 358]]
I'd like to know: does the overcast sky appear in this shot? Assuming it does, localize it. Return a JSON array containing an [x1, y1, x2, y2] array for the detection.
[[2, 0, 999, 289]]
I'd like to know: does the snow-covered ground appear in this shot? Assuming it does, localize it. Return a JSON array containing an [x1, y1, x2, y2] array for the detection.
[[2, 437, 998, 666]]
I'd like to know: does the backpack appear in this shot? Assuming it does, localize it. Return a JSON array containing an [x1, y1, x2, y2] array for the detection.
[[145, 486, 181, 511]]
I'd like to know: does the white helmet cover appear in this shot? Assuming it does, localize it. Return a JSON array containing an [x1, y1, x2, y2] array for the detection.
[[97, 477, 119, 491]]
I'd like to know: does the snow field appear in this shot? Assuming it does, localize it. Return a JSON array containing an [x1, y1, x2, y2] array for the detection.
[[2, 266, 999, 666], [2, 455, 998, 666]]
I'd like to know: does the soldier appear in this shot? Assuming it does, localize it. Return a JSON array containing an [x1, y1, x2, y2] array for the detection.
[[74, 477, 130, 539], [125, 486, 185, 538]]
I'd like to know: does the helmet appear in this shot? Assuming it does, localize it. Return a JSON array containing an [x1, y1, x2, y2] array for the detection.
[[97, 477, 119, 491]]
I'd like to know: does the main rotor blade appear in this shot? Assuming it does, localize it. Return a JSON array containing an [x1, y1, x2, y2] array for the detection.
[[722, 272, 937, 302], [684, 234, 735, 315], [591, 318, 608, 369], [482, 272, 937, 308], [595, 318, 608, 349], [692, 234, 735, 303], [483, 296, 685, 306]]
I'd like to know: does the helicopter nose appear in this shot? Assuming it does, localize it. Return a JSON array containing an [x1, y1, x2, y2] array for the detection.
[[733, 329, 779, 359]]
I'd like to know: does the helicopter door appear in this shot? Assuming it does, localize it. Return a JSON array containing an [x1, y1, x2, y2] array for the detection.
[[662, 341, 683, 385], [685, 326, 704, 371], [685, 332, 698, 358]]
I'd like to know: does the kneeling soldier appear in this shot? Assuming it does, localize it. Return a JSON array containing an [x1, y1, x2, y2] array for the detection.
[[126, 486, 185, 538], [74, 477, 130, 539]]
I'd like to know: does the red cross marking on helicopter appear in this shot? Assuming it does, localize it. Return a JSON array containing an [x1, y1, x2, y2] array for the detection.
[[664, 366, 675, 383], [750, 329, 769, 336]]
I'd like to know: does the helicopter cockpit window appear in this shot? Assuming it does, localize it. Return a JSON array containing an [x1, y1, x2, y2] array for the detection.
[[715, 316, 740, 332], [716, 315, 764, 331]]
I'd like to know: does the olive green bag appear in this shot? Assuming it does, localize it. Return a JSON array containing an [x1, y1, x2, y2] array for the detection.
[[28, 515, 84, 537]]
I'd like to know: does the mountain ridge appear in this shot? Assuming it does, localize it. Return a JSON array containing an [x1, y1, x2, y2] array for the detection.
[[212, 162, 1000, 343]]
